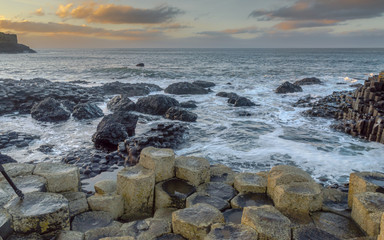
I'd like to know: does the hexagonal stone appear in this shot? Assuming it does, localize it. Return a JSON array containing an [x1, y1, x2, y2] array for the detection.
[[84, 221, 122, 240], [197, 182, 237, 201], [34, 163, 80, 193], [119, 218, 171, 240], [186, 193, 230, 211], [205, 223, 258, 240], [56, 231, 84, 240], [234, 172, 266, 193], [175, 156, 210, 186], [0, 209, 12, 240], [292, 226, 340, 240], [71, 211, 113, 233], [223, 209, 243, 224], [155, 178, 195, 210], [117, 165, 155, 221], [311, 212, 364, 239], [242, 205, 291, 240], [0, 163, 35, 182], [6, 192, 70, 234], [153, 208, 178, 223], [88, 194, 124, 220], [140, 147, 175, 182], [210, 164, 236, 186], [0, 175, 46, 194], [273, 182, 323, 214], [62, 192, 89, 218], [230, 192, 273, 209], [172, 203, 225, 240], [94, 180, 117, 195], [348, 172, 384, 208], [351, 192, 384, 236], [267, 165, 314, 200]]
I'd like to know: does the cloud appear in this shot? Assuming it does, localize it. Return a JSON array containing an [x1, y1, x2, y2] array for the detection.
[[152, 23, 190, 31], [0, 19, 162, 40], [56, 2, 183, 24], [34, 8, 45, 16], [250, 0, 384, 29], [198, 26, 259, 37]]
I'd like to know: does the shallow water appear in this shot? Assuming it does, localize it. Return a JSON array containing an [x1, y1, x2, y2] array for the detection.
[[1, 48, 384, 185]]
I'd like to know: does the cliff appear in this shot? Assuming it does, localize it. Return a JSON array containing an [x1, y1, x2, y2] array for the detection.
[[0, 32, 36, 53]]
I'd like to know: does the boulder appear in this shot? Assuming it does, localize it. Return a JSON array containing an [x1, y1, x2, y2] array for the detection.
[[192, 80, 215, 88], [175, 156, 210, 186], [119, 218, 171, 240], [136, 63, 144, 67], [275, 81, 303, 94], [186, 193, 230, 211], [241, 205, 291, 240], [165, 82, 209, 95], [209, 164, 236, 186], [33, 162, 80, 193], [155, 178, 195, 210], [180, 101, 198, 109], [197, 182, 237, 202], [234, 172, 267, 193], [165, 107, 197, 122], [61, 192, 89, 218], [348, 171, 384, 208], [31, 97, 71, 122], [230, 192, 273, 209], [100, 81, 162, 96], [94, 180, 117, 195], [117, 165, 155, 221], [216, 92, 239, 99], [88, 194, 124, 220], [6, 192, 70, 234], [72, 102, 104, 120], [139, 147, 175, 182], [205, 223, 258, 240], [107, 95, 136, 112], [227, 96, 256, 107], [294, 77, 322, 86], [172, 203, 225, 240], [136, 94, 179, 115], [56, 231, 84, 240]]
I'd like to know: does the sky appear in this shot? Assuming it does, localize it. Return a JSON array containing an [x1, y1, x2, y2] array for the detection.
[[1, 0, 384, 48]]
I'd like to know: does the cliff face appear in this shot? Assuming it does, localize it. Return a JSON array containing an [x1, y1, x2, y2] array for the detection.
[[0, 32, 36, 53]]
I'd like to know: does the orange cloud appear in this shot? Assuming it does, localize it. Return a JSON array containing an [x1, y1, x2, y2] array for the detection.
[[34, 8, 45, 16], [56, 2, 183, 24], [275, 20, 339, 30]]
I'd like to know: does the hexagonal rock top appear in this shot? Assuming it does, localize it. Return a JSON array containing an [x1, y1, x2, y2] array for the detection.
[[348, 171, 384, 208], [186, 193, 230, 211], [33, 162, 80, 193], [234, 172, 267, 193], [197, 182, 237, 201], [172, 203, 225, 240], [0, 163, 35, 181], [175, 156, 210, 186], [241, 205, 291, 240], [230, 192, 273, 209], [119, 218, 171, 240], [94, 180, 117, 195], [155, 178, 196, 210], [210, 164, 236, 186], [205, 223, 258, 240], [71, 211, 113, 233], [6, 192, 70, 234], [140, 147, 175, 182]]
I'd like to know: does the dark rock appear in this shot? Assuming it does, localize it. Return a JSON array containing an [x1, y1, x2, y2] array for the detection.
[[275, 81, 303, 94], [293, 95, 316, 107], [72, 102, 104, 120], [36, 144, 54, 153], [231, 192, 273, 209], [228, 96, 256, 107], [165, 107, 197, 122], [293, 226, 341, 240], [0, 153, 17, 164], [180, 101, 198, 109], [161, 178, 196, 209], [237, 111, 252, 117], [31, 97, 70, 122], [136, 94, 179, 115], [136, 63, 145, 67], [294, 77, 322, 86], [62, 100, 76, 112], [164, 82, 209, 95], [107, 95, 136, 112], [100, 81, 161, 96], [187, 193, 230, 211], [197, 182, 237, 201], [192, 80, 215, 88], [0, 131, 39, 150], [216, 92, 239, 99], [155, 233, 186, 240], [223, 209, 243, 224], [71, 211, 113, 233], [0, 42, 35, 54]]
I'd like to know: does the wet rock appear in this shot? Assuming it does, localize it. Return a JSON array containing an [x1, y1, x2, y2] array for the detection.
[[216, 92, 238, 99], [180, 101, 197, 109], [71, 211, 113, 232], [34, 162, 80, 193], [56, 230, 84, 240], [165, 107, 197, 122], [119, 218, 171, 240], [107, 95, 136, 112], [223, 209, 243, 224], [234, 172, 267, 193], [88, 194, 124, 220], [303, 91, 347, 118], [72, 102, 104, 120], [205, 223, 258, 240], [197, 182, 237, 202], [31, 97, 71, 122], [0, 175, 47, 195], [136, 94, 179, 115], [292, 226, 340, 240], [140, 147, 175, 182], [275, 81, 303, 94], [241, 205, 291, 240], [61, 192, 89, 218], [312, 211, 365, 239], [117, 165, 155, 221], [293, 94, 317, 107], [0, 210, 12, 240], [192, 80, 215, 88], [230, 192, 273, 209], [136, 63, 144, 67], [0, 132, 39, 150], [0, 153, 17, 164], [172, 203, 225, 240], [6, 192, 70, 234], [228, 96, 256, 107], [321, 188, 349, 215], [36, 144, 54, 153], [294, 77, 322, 86], [155, 178, 195, 210], [210, 164, 236, 186], [100, 81, 161, 96], [348, 171, 384, 208], [186, 193, 230, 211], [175, 156, 210, 186], [165, 82, 209, 95], [94, 180, 117, 195]]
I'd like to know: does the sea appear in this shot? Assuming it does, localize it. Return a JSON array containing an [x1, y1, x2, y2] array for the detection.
[[1, 48, 384, 186]]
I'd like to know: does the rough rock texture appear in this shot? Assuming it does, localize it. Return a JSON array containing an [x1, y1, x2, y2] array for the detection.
[[88, 194, 124, 220], [136, 94, 179, 115], [165, 82, 209, 95], [71, 211, 113, 233], [107, 95, 136, 112], [172, 203, 225, 240], [165, 107, 197, 122], [186, 193, 230, 211], [234, 172, 267, 193], [205, 223, 258, 240], [140, 147, 175, 182], [192, 80, 215, 88], [275, 81, 303, 94], [292, 226, 339, 240], [210, 164, 236, 186], [119, 218, 171, 240], [84, 221, 122, 240], [0, 175, 47, 195], [348, 171, 384, 208], [175, 156, 210, 186], [72, 102, 104, 120], [100, 81, 162, 96], [62, 192, 89, 218], [94, 180, 117, 195], [31, 97, 71, 122], [294, 77, 322, 86], [0, 163, 35, 181], [0, 131, 40, 149], [231, 192, 273, 209], [155, 178, 195, 210], [56, 231, 85, 240], [197, 182, 237, 202]]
